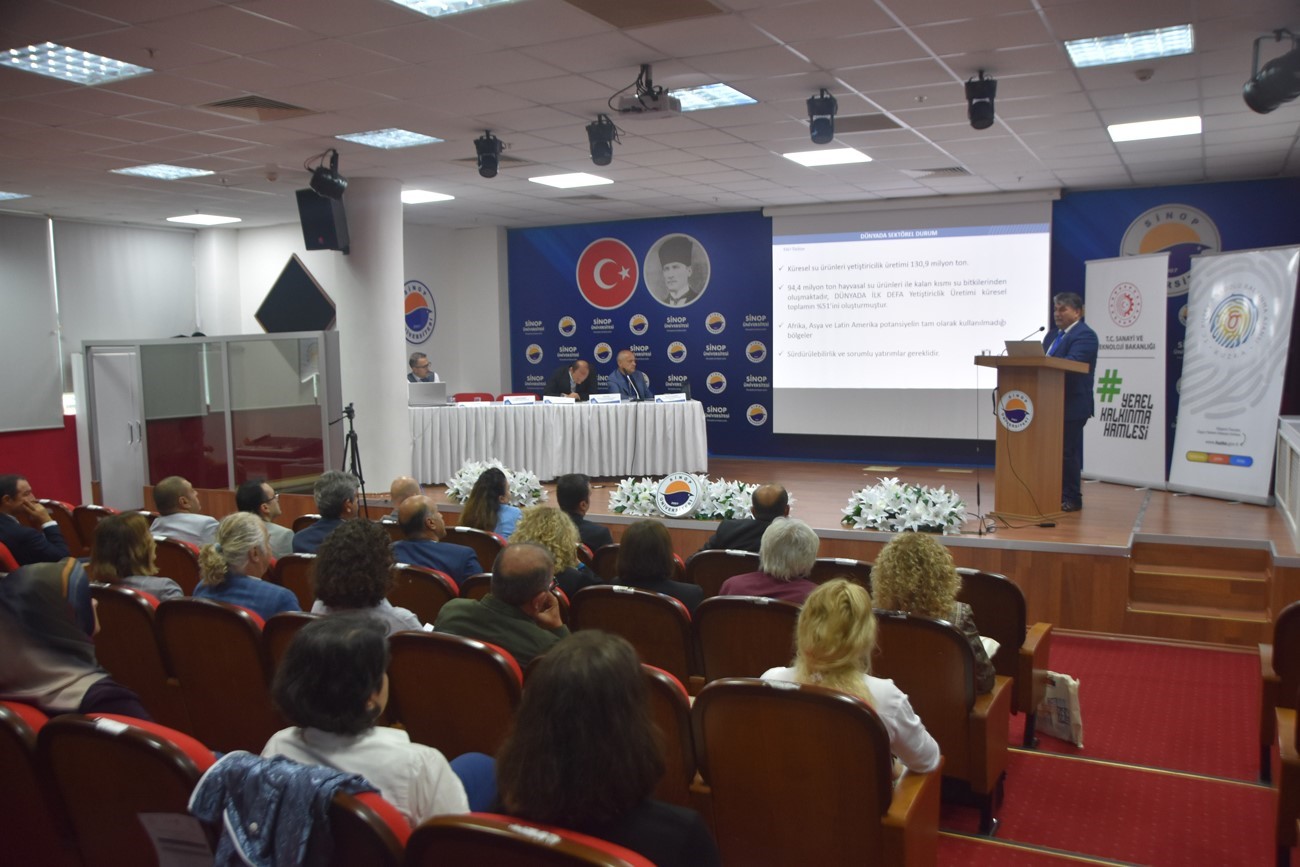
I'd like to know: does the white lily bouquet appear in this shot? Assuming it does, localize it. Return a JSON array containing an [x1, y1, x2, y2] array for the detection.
[[446, 459, 548, 507], [841, 477, 966, 534]]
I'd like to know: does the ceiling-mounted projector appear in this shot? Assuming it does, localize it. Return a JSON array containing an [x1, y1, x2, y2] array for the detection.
[[617, 90, 681, 116]]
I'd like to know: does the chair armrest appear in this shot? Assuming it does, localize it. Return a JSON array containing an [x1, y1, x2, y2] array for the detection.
[[1278, 709, 1300, 847], [1016, 622, 1053, 714], [883, 757, 942, 867], [1262, 644, 1280, 746], [969, 675, 1013, 790]]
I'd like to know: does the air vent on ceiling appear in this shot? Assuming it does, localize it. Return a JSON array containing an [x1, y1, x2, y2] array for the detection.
[[833, 114, 902, 133], [556, 194, 615, 203], [563, 0, 723, 29], [201, 95, 316, 122], [902, 167, 972, 179], [451, 154, 538, 169]]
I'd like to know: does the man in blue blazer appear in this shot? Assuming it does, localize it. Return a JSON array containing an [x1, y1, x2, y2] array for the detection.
[[391, 495, 482, 588], [609, 349, 654, 401], [1043, 292, 1099, 512]]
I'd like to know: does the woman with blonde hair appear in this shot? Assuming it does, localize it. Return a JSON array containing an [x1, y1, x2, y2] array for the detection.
[[871, 531, 995, 694], [508, 506, 600, 598], [762, 578, 938, 774], [194, 512, 300, 620], [89, 512, 183, 600]]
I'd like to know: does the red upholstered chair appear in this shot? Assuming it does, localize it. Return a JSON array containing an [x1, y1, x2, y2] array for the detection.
[[262, 611, 320, 673], [576, 543, 594, 568], [406, 814, 654, 866], [387, 631, 523, 758], [329, 791, 410, 866], [569, 586, 695, 685], [153, 536, 203, 595], [460, 572, 492, 600], [1262, 601, 1300, 782], [453, 392, 494, 403], [40, 499, 83, 555], [0, 702, 80, 867], [809, 556, 873, 589], [642, 664, 697, 809], [684, 548, 761, 598], [292, 513, 321, 532], [72, 504, 118, 557], [269, 552, 317, 610], [445, 526, 506, 569], [37, 713, 217, 867], [389, 563, 458, 624], [590, 543, 620, 580], [0, 542, 18, 572], [693, 595, 800, 682], [89, 584, 191, 731]]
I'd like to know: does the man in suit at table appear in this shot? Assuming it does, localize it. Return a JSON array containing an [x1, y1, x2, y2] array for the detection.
[[544, 359, 593, 401], [391, 495, 482, 588], [1043, 291, 1099, 513], [697, 484, 789, 554], [609, 350, 653, 401]]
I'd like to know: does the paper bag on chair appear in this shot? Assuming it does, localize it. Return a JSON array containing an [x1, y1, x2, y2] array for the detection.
[[1036, 671, 1083, 747]]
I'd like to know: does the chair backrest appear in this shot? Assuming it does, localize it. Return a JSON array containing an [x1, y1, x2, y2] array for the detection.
[[590, 543, 620, 580], [693, 678, 895, 866], [956, 567, 1027, 678], [153, 536, 203, 595], [576, 543, 594, 568], [641, 665, 696, 808], [389, 563, 458, 624], [0, 541, 18, 572], [453, 392, 494, 403], [326, 791, 409, 866], [808, 556, 873, 589], [460, 572, 493, 600], [380, 520, 405, 542], [446, 526, 506, 568], [73, 504, 118, 557], [387, 631, 523, 758], [1274, 601, 1300, 711], [262, 611, 320, 673], [684, 549, 761, 598], [694, 595, 800, 682], [269, 552, 317, 610], [36, 714, 216, 867], [88, 584, 191, 731], [569, 586, 695, 683], [0, 702, 80, 867], [406, 814, 655, 866], [155, 598, 283, 753], [292, 513, 321, 532], [40, 499, 83, 556]]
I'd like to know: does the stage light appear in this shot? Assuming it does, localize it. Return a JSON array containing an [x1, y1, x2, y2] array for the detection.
[[807, 88, 837, 145], [307, 149, 347, 200], [966, 71, 998, 130], [475, 131, 504, 179], [1244, 30, 1300, 114], [586, 114, 618, 167]]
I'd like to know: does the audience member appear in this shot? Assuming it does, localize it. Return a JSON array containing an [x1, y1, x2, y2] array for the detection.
[[391, 496, 481, 588], [312, 519, 421, 635], [719, 517, 819, 603], [698, 484, 789, 554], [235, 479, 293, 559], [292, 470, 359, 554], [496, 630, 720, 867], [263, 614, 482, 827], [509, 506, 600, 599], [617, 520, 702, 614], [195, 512, 300, 620], [88, 512, 183, 601], [0, 558, 151, 719], [150, 475, 219, 547], [543, 359, 593, 401], [556, 473, 613, 552], [387, 476, 422, 521], [762, 579, 939, 776], [433, 543, 569, 667], [0, 473, 70, 566], [871, 532, 996, 695], [407, 351, 439, 383], [609, 350, 654, 401], [458, 467, 521, 538]]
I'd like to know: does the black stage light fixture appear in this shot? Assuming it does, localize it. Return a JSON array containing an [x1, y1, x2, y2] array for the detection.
[[807, 88, 837, 144], [1244, 30, 1300, 114], [586, 114, 618, 166], [475, 131, 504, 178], [308, 148, 347, 200], [965, 71, 998, 130]]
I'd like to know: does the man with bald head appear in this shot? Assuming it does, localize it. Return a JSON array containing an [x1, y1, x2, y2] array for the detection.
[[387, 476, 422, 521], [390, 495, 481, 588], [698, 483, 790, 554], [151, 475, 219, 547]]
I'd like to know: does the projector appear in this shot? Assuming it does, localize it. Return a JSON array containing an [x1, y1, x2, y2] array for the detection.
[[617, 91, 682, 117]]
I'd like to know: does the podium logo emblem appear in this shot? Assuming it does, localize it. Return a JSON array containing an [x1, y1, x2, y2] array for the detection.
[[997, 390, 1034, 432], [667, 341, 687, 363], [526, 344, 544, 364], [747, 404, 768, 426], [746, 340, 767, 363], [656, 473, 702, 518], [705, 312, 726, 334], [629, 314, 649, 335], [706, 372, 727, 394], [558, 316, 577, 336], [593, 342, 613, 364]]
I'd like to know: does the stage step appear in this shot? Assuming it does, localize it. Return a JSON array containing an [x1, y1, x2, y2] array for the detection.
[[1123, 602, 1270, 647], [1129, 566, 1268, 612], [1126, 542, 1272, 647]]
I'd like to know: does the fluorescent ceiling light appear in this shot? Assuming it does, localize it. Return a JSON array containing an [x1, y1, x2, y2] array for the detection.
[[402, 189, 455, 203], [1065, 24, 1194, 68], [336, 128, 444, 149], [166, 214, 242, 226], [1107, 115, 1201, 142], [0, 191, 30, 200], [0, 41, 152, 85], [529, 173, 613, 189], [674, 83, 757, 111], [386, 0, 521, 19], [783, 148, 872, 167], [111, 164, 215, 180]]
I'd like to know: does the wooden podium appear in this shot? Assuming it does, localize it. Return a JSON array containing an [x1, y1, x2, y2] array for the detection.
[[974, 355, 1089, 523]]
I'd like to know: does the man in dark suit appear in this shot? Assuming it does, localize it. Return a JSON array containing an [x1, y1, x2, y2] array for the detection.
[[0, 473, 70, 566], [292, 470, 358, 553], [556, 473, 613, 552], [407, 351, 438, 382], [697, 484, 790, 554], [543, 359, 593, 401], [1043, 291, 1099, 513], [391, 495, 482, 588], [610, 350, 653, 401]]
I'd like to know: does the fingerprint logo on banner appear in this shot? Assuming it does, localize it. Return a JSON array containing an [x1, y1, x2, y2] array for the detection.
[[575, 238, 639, 310], [558, 316, 577, 336], [706, 372, 727, 394], [526, 344, 544, 364], [404, 280, 436, 344], [1107, 282, 1142, 328], [667, 341, 687, 363], [997, 390, 1033, 432], [747, 404, 768, 426], [705, 312, 726, 334], [629, 314, 649, 335], [746, 340, 767, 363], [1120, 204, 1220, 297], [593, 343, 613, 364], [1209, 294, 1257, 350], [655, 473, 702, 518]]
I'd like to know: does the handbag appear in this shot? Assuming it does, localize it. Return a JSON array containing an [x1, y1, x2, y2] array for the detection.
[[1036, 671, 1083, 747]]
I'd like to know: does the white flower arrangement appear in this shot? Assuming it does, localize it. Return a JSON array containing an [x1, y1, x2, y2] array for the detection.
[[608, 476, 659, 517], [608, 475, 791, 520], [841, 477, 967, 535], [445, 459, 548, 507]]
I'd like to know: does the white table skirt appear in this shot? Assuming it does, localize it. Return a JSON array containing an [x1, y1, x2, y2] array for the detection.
[[410, 401, 709, 483]]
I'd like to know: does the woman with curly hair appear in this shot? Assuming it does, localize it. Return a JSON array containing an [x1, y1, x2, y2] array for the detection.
[[508, 506, 600, 598], [871, 531, 995, 694], [311, 519, 422, 635], [762, 579, 938, 775], [88, 512, 183, 601], [459, 467, 522, 538]]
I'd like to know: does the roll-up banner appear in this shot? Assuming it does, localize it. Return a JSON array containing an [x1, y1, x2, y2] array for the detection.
[[1168, 246, 1300, 504], [1082, 253, 1169, 489]]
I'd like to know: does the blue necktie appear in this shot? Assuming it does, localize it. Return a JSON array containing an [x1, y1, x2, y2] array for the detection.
[[1047, 332, 1064, 356]]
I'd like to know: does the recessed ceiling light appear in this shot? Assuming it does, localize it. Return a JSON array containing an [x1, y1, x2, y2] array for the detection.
[[528, 173, 613, 189], [111, 164, 215, 180], [1107, 115, 1201, 142], [783, 148, 873, 167], [0, 191, 30, 201], [166, 214, 242, 226], [402, 190, 456, 204], [336, 128, 444, 149], [386, 0, 521, 19], [1065, 24, 1194, 69], [674, 83, 758, 111], [0, 41, 152, 85]]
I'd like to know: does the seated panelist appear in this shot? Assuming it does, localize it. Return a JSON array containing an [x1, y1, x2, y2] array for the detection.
[[544, 359, 593, 401], [609, 350, 653, 401]]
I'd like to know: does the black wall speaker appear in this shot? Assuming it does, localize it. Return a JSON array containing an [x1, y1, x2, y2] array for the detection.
[[295, 188, 350, 254]]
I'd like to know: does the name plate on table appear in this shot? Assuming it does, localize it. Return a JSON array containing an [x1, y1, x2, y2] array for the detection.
[[542, 395, 576, 405], [655, 393, 688, 403], [502, 394, 538, 405], [589, 393, 622, 404]]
